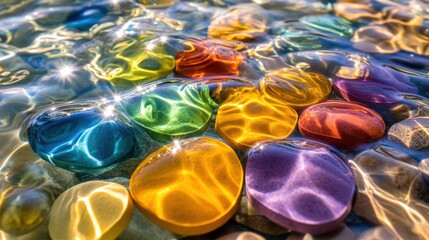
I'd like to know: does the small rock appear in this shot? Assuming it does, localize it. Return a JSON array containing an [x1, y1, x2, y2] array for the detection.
[[388, 117, 429, 149], [357, 226, 397, 240], [234, 195, 290, 235], [216, 231, 265, 240]]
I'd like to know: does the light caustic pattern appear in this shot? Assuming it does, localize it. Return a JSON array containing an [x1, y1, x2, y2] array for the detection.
[[48, 181, 134, 240], [208, 4, 267, 42], [130, 137, 243, 236], [351, 157, 429, 240], [122, 83, 216, 142], [260, 67, 332, 108], [215, 87, 297, 151]]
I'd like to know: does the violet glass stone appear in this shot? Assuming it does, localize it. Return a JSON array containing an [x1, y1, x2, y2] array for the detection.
[[245, 139, 355, 234]]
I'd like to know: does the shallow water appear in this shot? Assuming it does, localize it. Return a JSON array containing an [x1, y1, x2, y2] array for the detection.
[[0, 0, 428, 239]]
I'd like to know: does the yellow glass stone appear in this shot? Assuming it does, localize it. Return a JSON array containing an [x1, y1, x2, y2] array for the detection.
[[215, 88, 298, 150], [208, 5, 267, 42], [260, 68, 332, 108], [49, 181, 134, 240], [130, 137, 243, 236], [102, 37, 175, 86]]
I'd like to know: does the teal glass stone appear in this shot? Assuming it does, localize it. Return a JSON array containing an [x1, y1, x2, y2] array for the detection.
[[301, 15, 354, 38], [27, 104, 137, 174], [121, 82, 217, 142]]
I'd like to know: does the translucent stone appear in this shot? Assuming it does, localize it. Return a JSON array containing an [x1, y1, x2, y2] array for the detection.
[[121, 82, 216, 142], [260, 67, 332, 108], [49, 181, 134, 240], [298, 101, 385, 149], [130, 137, 243, 236], [27, 104, 138, 174], [215, 87, 297, 150]]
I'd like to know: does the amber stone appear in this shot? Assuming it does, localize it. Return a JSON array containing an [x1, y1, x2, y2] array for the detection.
[[175, 40, 244, 78], [49, 181, 134, 240], [260, 68, 332, 108], [298, 101, 385, 149], [208, 4, 267, 42], [129, 137, 243, 236], [215, 88, 298, 150]]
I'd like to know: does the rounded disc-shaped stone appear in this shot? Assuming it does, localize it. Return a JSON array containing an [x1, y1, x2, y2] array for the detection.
[[245, 139, 355, 234], [102, 37, 175, 86], [49, 181, 134, 240], [261, 68, 331, 108], [298, 101, 385, 149], [215, 88, 297, 150], [175, 40, 244, 78], [130, 137, 243, 236], [27, 105, 137, 174], [208, 4, 267, 42], [122, 83, 216, 142]]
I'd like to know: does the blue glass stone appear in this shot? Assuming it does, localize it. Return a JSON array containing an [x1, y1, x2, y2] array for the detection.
[[65, 6, 108, 31], [27, 104, 137, 174]]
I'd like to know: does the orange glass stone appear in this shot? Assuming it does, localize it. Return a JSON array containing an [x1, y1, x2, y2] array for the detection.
[[129, 137, 243, 236], [215, 88, 298, 150], [175, 40, 245, 78], [261, 68, 332, 108], [298, 101, 385, 149]]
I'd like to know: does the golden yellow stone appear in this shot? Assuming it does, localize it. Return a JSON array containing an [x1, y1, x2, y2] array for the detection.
[[208, 5, 267, 42], [215, 88, 298, 150], [130, 137, 243, 236], [49, 181, 133, 240], [260, 68, 332, 108]]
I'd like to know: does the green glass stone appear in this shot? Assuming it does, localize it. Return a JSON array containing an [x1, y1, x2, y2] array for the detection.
[[301, 15, 354, 38], [122, 82, 217, 142]]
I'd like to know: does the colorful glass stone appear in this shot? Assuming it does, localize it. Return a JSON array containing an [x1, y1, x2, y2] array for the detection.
[[208, 4, 267, 42], [121, 83, 217, 142], [301, 15, 354, 38], [129, 137, 243, 236], [27, 104, 137, 174], [215, 88, 298, 150], [175, 40, 245, 78], [100, 37, 175, 86], [0, 188, 51, 235], [298, 101, 385, 149], [49, 181, 134, 240], [260, 67, 332, 108], [137, 0, 177, 8], [245, 139, 355, 234]]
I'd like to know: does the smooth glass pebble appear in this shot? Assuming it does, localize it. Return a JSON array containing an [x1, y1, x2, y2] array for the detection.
[[245, 139, 355, 234], [27, 105, 137, 174], [65, 6, 108, 31], [215, 88, 298, 150], [301, 15, 354, 38], [130, 137, 243, 236], [260, 68, 332, 108], [101, 37, 175, 86], [208, 4, 267, 42], [49, 181, 134, 240], [137, 0, 177, 8], [175, 40, 244, 78], [298, 101, 385, 149], [122, 83, 216, 142], [0, 188, 51, 235]]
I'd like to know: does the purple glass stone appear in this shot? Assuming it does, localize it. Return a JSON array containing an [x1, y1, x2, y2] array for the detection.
[[333, 64, 418, 107], [245, 139, 355, 234]]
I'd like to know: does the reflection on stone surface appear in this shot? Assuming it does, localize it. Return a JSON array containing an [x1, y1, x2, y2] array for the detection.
[[246, 139, 355, 234], [130, 137, 243, 236], [352, 145, 429, 240], [298, 101, 385, 149], [215, 87, 297, 150], [49, 181, 134, 240]]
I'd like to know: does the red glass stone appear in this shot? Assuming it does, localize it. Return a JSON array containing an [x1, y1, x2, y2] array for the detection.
[[298, 101, 385, 149], [175, 40, 245, 78]]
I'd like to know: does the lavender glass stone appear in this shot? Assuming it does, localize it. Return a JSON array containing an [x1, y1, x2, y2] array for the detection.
[[245, 139, 355, 234]]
